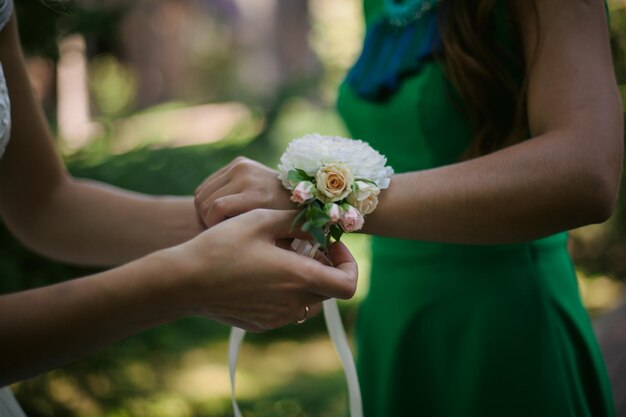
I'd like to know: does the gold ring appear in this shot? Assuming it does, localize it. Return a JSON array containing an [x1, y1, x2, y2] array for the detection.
[[295, 305, 309, 325]]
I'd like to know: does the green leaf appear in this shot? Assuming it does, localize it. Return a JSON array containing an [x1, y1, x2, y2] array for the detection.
[[311, 217, 330, 228], [296, 168, 314, 180], [356, 178, 377, 186], [287, 169, 312, 184], [291, 208, 307, 230], [301, 221, 312, 232], [310, 226, 327, 247], [310, 200, 323, 210], [330, 224, 344, 242], [306, 203, 330, 224]]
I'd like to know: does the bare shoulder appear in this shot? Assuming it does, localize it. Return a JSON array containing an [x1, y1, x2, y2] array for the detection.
[[510, 0, 619, 136], [511, 0, 610, 62]]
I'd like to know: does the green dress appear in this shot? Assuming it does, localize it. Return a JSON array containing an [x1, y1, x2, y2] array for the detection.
[[336, 1, 616, 416]]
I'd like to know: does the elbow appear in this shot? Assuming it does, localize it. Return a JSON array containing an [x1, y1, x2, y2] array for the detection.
[[586, 188, 617, 225], [577, 163, 622, 226], [569, 125, 624, 226]]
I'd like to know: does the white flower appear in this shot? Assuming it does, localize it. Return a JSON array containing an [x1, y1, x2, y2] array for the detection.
[[347, 181, 380, 215], [277, 134, 394, 190], [315, 162, 354, 203]]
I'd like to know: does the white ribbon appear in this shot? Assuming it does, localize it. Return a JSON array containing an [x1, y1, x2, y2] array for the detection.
[[228, 239, 363, 417]]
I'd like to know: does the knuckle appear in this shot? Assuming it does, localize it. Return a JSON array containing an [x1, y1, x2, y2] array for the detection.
[[248, 189, 270, 207], [231, 158, 252, 174], [201, 199, 213, 215], [339, 278, 357, 300], [212, 198, 228, 215], [195, 180, 209, 196]]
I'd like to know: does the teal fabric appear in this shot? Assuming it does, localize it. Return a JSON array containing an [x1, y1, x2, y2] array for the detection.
[[346, 8, 441, 100], [336, 1, 616, 416]]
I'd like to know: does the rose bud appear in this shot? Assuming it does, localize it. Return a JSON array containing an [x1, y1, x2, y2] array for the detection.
[[291, 181, 316, 204], [324, 203, 342, 224], [340, 204, 365, 232]]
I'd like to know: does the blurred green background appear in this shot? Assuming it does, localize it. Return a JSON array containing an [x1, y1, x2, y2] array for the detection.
[[3, 0, 626, 415]]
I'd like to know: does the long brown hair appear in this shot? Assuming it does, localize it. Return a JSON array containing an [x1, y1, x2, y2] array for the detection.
[[438, 0, 535, 157]]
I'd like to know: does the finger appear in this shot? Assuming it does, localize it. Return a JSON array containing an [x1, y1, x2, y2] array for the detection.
[[202, 194, 242, 227], [195, 170, 232, 210], [217, 316, 265, 333], [307, 302, 323, 319], [287, 302, 323, 326], [198, 181, 239, 225], [327, 241, 357, 271], [277, 245, 358, 300], [253, 209, 312, 241], [195, 164, 229, 197], [195, 156, 251, 205], [310, 242, 358, 299], [269, 301, 323, 328]]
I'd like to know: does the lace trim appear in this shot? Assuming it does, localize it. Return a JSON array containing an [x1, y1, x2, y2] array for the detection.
[[0, 64, 11, 159], [0, 0, 12, 32]]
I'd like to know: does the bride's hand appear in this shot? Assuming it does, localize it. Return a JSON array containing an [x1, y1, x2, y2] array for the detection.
[[157, 209, 357, 332], [195, 157, 294, 228]]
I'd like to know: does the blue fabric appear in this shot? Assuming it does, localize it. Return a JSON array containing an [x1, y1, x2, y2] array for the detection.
[[346, 9, 442, 101]]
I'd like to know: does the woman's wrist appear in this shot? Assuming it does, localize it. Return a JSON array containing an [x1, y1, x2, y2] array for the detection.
[[141, 244, 210, 322]]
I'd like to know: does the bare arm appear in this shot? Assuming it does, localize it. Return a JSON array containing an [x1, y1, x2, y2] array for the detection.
[[363, 0, 623, 243], [0, 13, 203, 266], [195, 0, 623, 244], [0, 209, 358, 386]]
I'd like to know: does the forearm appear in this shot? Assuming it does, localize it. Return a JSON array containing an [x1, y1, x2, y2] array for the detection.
[[364, 129, 622, 244], [0, 252, 178, 386], [0, 14, 203, 266], [10, 177, 204, 266]]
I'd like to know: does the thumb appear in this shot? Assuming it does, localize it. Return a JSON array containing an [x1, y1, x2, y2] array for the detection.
[[254, 209, 312, 241]]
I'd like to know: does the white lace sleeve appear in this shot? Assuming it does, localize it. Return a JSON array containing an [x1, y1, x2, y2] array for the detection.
[[0, 387, 27, 417], [0, 0, 12, 31], [0, 64, 10, 159], [0, 0, 11, 159]]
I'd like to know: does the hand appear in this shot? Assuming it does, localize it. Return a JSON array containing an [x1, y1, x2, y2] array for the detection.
[[195, 157, 294, 228], [158, 209, 358, 332]]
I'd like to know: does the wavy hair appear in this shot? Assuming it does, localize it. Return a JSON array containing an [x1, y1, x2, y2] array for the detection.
[[439, 0, 537, 157]]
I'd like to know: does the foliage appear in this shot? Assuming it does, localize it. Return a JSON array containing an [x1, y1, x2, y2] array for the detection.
[[15, 0, 127, 60]]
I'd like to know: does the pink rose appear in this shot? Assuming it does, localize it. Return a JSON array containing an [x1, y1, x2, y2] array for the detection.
[[325, 203, 342, 224], [340, 204, 364, 232], [291, 181, 316, 204]]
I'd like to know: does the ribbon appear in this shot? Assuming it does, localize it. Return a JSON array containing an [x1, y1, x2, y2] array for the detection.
[[228, 239, 363, 417]]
